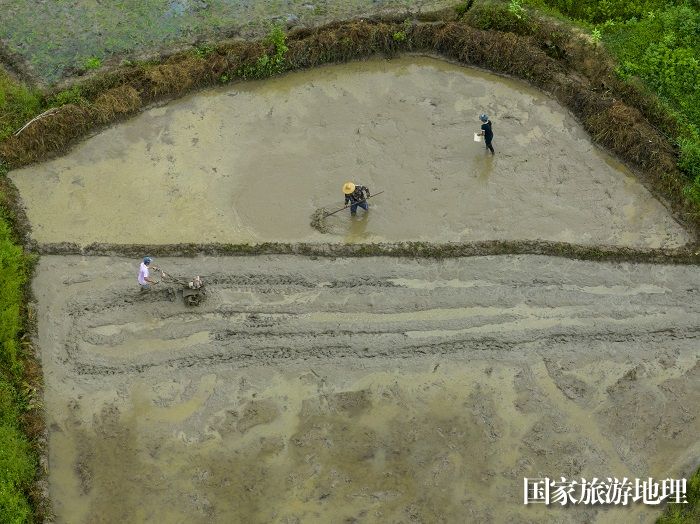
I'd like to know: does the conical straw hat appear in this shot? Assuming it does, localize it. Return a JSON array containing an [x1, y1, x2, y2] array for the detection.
[[342, 182, 356, 194]]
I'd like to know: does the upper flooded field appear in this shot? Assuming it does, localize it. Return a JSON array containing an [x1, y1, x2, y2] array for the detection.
[[0, 1, 453, 83], [11, 56, 690, 247]]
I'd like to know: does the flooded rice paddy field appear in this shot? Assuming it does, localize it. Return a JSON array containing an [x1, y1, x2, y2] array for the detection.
[[11, 57, 691, 247], [16, 55, 699, 523], [34, 255, 700, 523], [0, 0, 454, 83]]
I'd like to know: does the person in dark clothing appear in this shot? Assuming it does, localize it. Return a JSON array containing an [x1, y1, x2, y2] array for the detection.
[[343, 182, 371, 215], [479, 114, 495, 154]]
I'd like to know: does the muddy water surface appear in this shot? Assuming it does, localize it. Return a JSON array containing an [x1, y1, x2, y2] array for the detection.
[[11, 56, 690, 247], [35, 255, 700, 523]]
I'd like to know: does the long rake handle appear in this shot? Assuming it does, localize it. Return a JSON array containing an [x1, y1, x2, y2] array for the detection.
[[323, 191, 384, 218]]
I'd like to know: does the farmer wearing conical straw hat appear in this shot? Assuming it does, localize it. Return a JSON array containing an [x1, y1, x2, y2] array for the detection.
[[343, 182, 371, 215]]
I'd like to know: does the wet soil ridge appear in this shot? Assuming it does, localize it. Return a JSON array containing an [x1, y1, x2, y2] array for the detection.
[[32, 240, 700, 265], [1, 17, 698, 237]]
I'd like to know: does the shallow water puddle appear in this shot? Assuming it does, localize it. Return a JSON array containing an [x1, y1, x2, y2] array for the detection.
[[11, 56, 690, 247]]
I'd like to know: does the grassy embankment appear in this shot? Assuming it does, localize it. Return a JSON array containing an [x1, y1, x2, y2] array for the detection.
[[523, 0, 700, 212], [0, 103, 37, 520]]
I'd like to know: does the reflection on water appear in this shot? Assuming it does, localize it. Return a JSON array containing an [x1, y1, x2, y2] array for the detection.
[[344, 206, 371, 242], [477, 152, 495, 184]]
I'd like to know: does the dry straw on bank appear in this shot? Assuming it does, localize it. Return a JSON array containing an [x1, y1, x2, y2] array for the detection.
[[92, 85, 141, 123]]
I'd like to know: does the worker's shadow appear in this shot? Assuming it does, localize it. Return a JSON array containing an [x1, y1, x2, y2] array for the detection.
[[344, 209, 371, 242]]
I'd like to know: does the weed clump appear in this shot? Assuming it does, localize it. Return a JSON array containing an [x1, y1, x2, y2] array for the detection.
[[462, 0, 536, 35], [236, 25, 288, 79], [92, 85, 141, 124], [48, 86, 86, 108], [83, 56, 102, 71]]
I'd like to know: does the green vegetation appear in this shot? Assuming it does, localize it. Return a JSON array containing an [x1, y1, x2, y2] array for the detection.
[[508, 0, 526, 19], [455, 1, 474, 18], [531, 0, 684, 23], [392, 30, 407, 42], [0, 71, 41, 141], [193, 43, 215, 59], [527, 0, 700, 209], [236, 25, 288, 80], [657, 467, 700, 523], [1, 68, 89, 141], [463, 0, 535, 34], [48, 85, 85, 108], [605, 6, 700, 125], [83, 56, 102, 70], [0, 182, 35, 523]]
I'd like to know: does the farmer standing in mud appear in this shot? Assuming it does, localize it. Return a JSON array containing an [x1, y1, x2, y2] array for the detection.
[[137, 257, 159, 290], [343, 182, 371, 215], [478, 114, 495, 154]]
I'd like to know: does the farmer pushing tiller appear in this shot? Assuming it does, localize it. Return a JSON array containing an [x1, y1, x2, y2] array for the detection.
[[136, 256, 206, 306]]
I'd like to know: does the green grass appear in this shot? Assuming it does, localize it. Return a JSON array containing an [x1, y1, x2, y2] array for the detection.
[[0, 185, 36, 522], [0, 394, 34, 524], [236, 24, 288, 79], [603, 6, 700, 208], [83, 56, 102, 71], [527, 0, 700, 212], [0, 69, 88, 142], [527, 0, 686, 23], [657, 467, 700, 523], [519, 1, 700, 517], [0, 70, 41, 141], [464, 0, 537, 34]]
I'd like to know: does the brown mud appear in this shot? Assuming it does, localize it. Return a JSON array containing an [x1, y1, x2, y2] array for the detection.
[[10, 57, 690, 248], [34, 254, 700, 523]]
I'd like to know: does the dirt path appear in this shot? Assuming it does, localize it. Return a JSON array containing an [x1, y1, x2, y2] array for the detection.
[[34, 254, 700, 523], [11, 57, 690, 247]]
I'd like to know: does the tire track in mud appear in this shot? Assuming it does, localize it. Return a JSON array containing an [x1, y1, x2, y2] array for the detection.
[[68, 330, 700, 377], [33, 255, 700, 523], [42, 256, 700, 377]]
